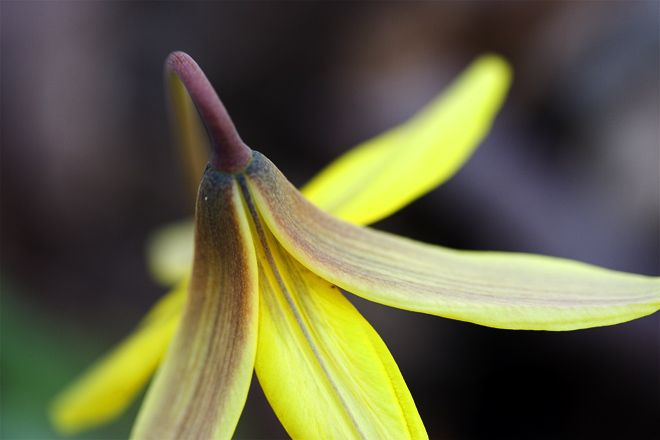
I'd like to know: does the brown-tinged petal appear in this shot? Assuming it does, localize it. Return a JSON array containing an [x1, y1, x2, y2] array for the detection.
[[246, 153, 660, 331], [237, 183, 426, 439], [130, 168, 258, 439]]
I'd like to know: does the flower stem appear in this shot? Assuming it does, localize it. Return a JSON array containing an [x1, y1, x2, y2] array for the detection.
[[165, 51, 252, 174]]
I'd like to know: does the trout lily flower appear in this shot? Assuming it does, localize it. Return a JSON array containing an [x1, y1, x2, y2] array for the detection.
[[51, 52, 660, 440]]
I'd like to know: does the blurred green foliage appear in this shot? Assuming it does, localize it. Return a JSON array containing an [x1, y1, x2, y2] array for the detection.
[[1, 276, 140, 440]]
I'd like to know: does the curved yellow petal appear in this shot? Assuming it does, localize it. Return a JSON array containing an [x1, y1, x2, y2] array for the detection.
[[250, 220, 426, 439], [301, 54, 512, 225], [131, 170, 259, 440], [247, 153, 660, 331], [49, 279, 186, 435]]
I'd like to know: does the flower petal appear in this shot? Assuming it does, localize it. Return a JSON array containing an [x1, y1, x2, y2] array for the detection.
[[247, 153, 660, 331], [49, 280, 186, 435], [301, 55, 512, 225], [131, 169, 259, 440], [146, 219, 195, 286], [250, 220, 426, 439]]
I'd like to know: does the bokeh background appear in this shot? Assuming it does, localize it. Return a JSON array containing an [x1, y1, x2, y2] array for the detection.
[[2, 2, 658, 439]]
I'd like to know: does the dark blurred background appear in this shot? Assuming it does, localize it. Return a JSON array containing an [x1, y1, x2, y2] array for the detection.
[[1, 2, 658, 439]]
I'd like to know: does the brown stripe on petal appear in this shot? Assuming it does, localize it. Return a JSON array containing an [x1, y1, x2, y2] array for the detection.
[[131, 167, 259, 440]]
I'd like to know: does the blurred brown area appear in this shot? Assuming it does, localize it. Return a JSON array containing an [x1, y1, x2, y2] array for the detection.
[[1, 2, 658, 439]]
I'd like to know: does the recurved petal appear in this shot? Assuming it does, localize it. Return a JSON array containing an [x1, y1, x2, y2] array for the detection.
[[131, 169, 259, 440], [253, 224, 426, 440], [301, 55, 511, 226], [49, 280, 186, 435], [247, 153, 660, 331]]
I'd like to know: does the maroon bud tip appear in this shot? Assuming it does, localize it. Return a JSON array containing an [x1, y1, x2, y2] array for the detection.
[[165, 51, 252, 173]]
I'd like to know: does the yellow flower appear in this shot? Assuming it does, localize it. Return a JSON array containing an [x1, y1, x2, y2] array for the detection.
[[50, 52, 660, 439]]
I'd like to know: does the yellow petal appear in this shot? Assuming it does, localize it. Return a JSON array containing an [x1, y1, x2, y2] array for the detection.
[[49, 279, 186, 435], [301, 55, 512, 225], [131, 169, 259, 440], [145, 219, 195, 286], [250, 218, 426, 439], [247, 153, 660, 331]]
